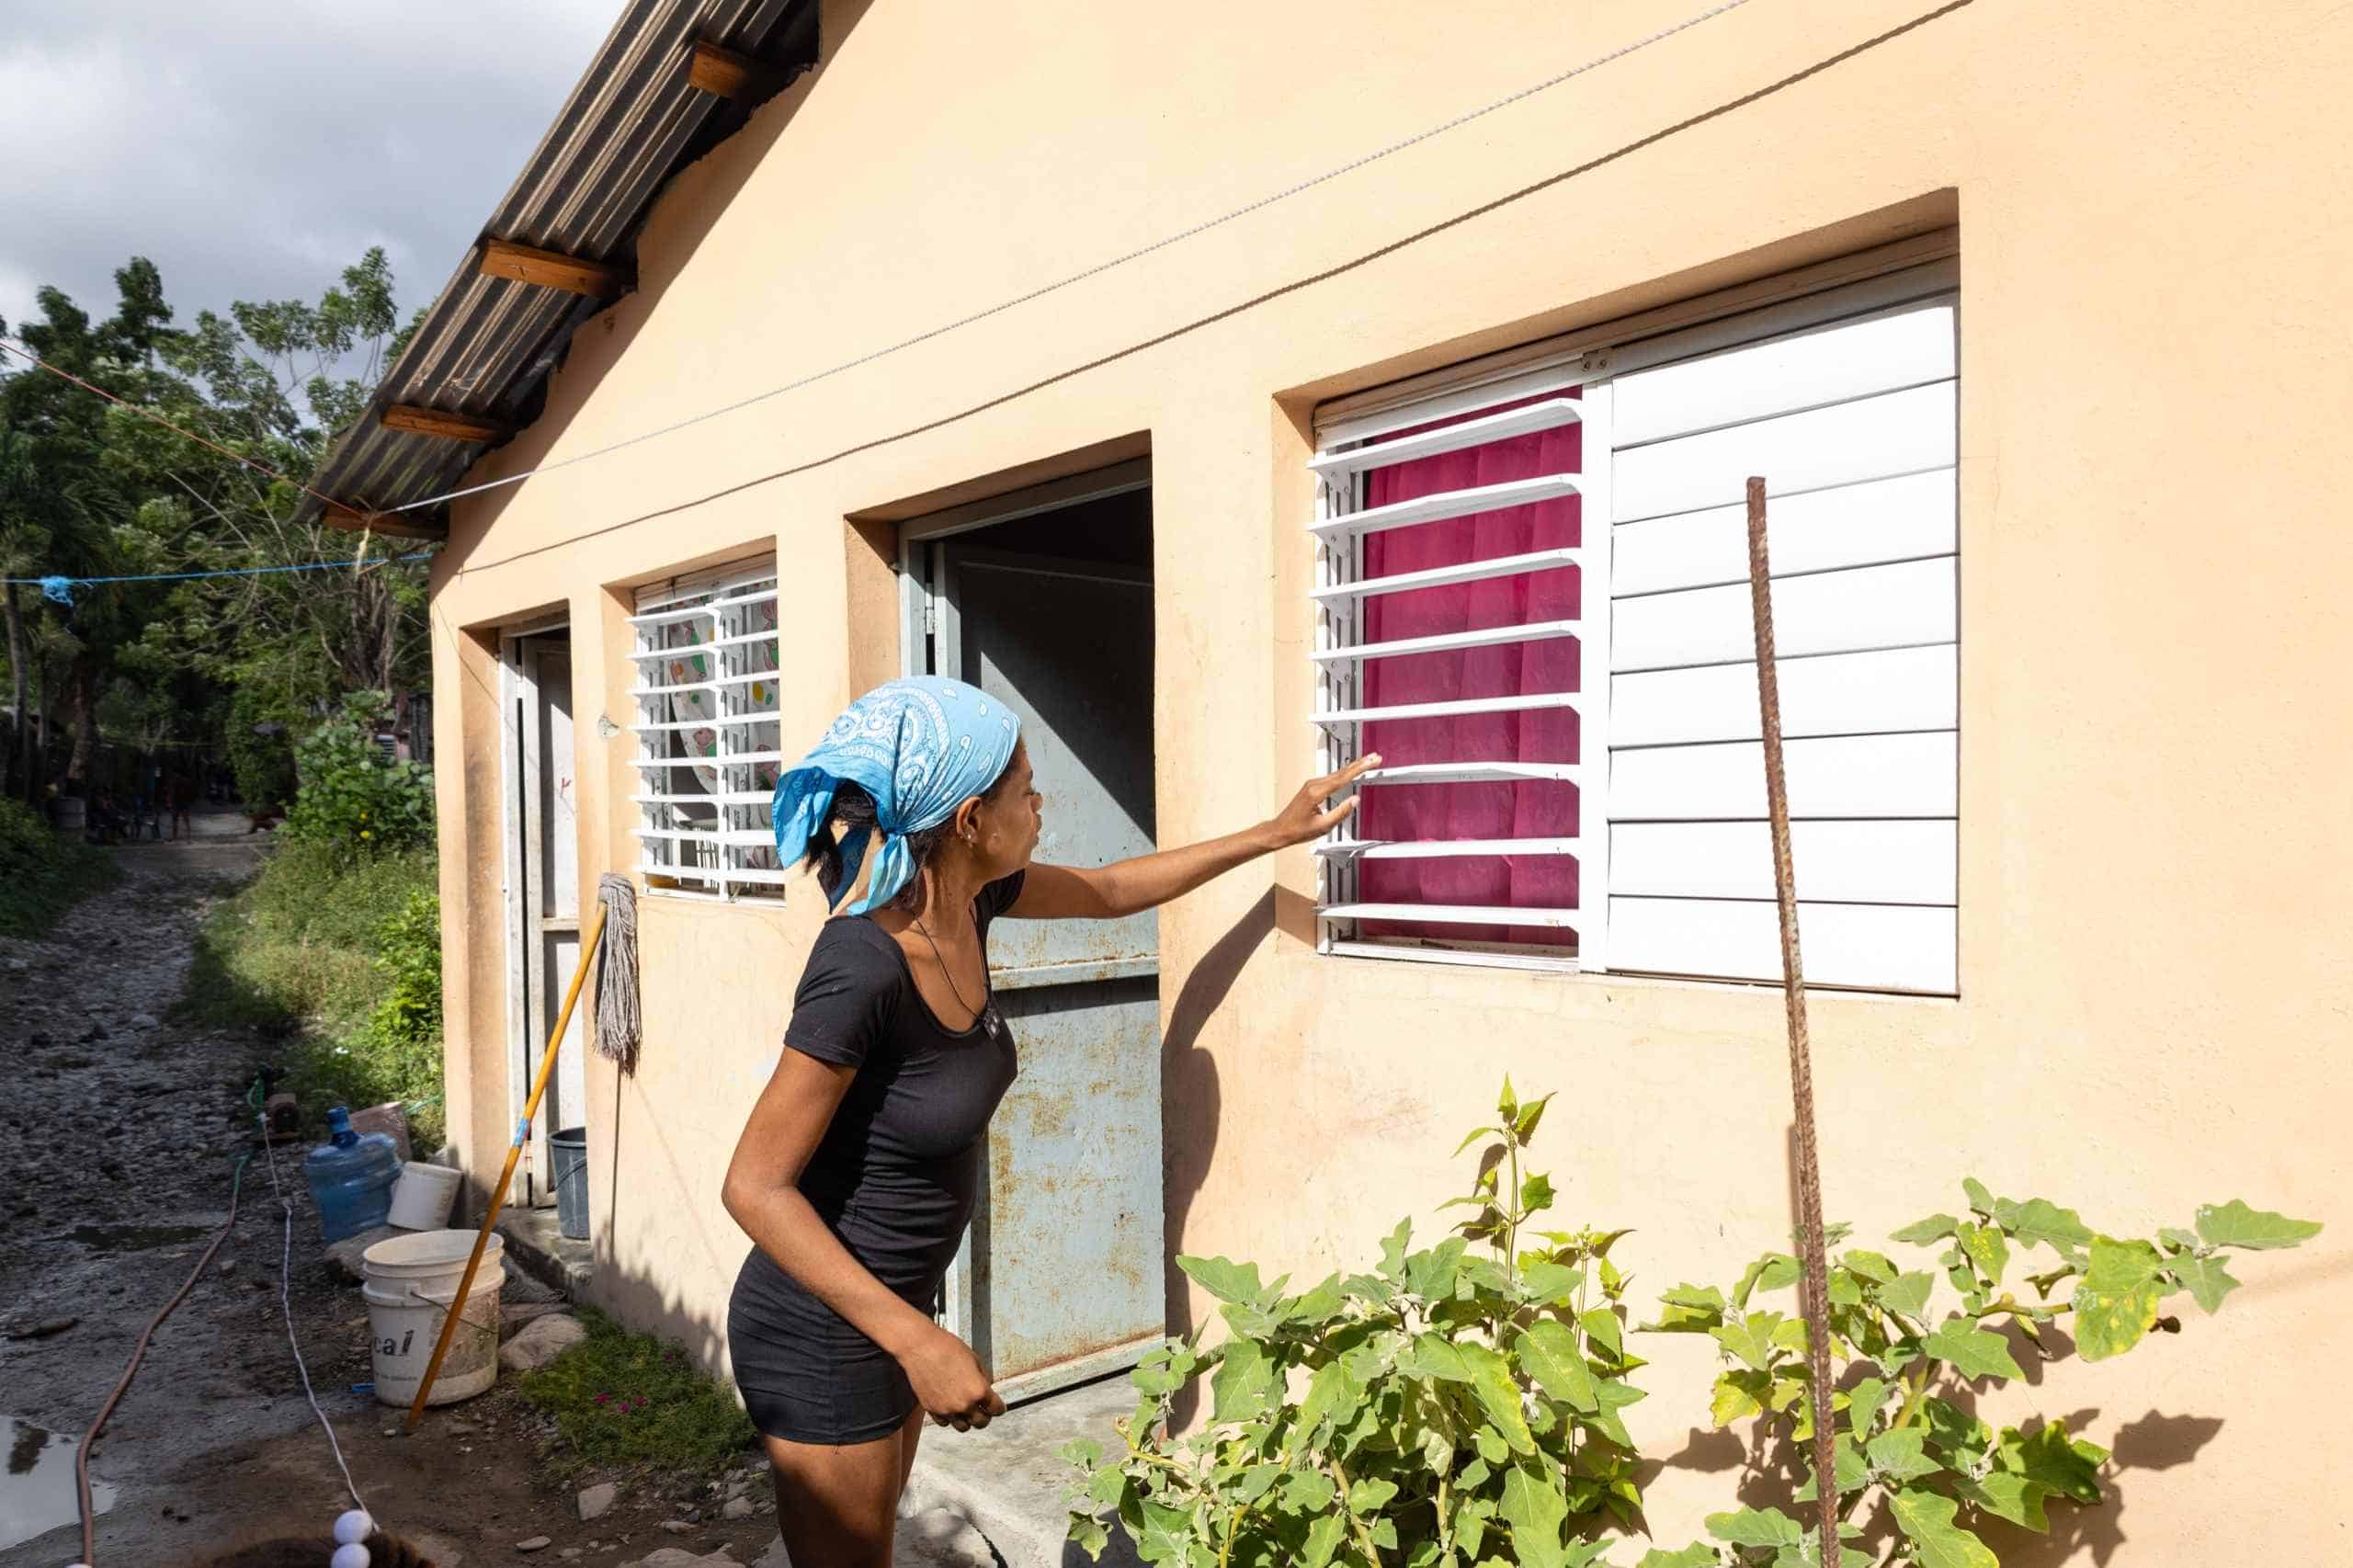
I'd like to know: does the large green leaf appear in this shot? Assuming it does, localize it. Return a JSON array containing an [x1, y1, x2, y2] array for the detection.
[[1132, 1500, 1195, 1564], [1519, 1261, 1584, 1306], [1280, 1470, 1336, 1512], [2082, 1236, 2164, 1294], [1920, 1397, 1994, 1463], [1711, 1310, 1788, 1372], [1962, 1178, 1997, 1217], [1890, 1489, 1998, 1568], [1380, 1219, 1415, 1280], [1520, 1170, 1557, 1216], [1298, 1513, 1347, 1568], [1399, 1332, 1475, 1383], [1892, 1213, 1961, 1245], [1922, 1320, 2025, 1382], [1499, 1462, 1573, 1568], [2071, 1277, 2164, 1361], [1517, 1320, 1599, 1412], [1706, 1506, 1803, 1549], [1348, 1477, 1400, 1514], [1580, 1307, 1624, 1360], [1407, 1237, 1470, 1301], [1587, 1379, 1648, 1449], [1956, 1223, 2009, 1286], [1637, 1549, 1717, 1568], [1290, 1358, 1362, 1454], [1866, 1426, 1946, 1482], [1710, 1369, 1768, 1427], [1878, 1271, 1936, 1319], [2000, 1198, 2094, 1255], [2194, 1200, 2324, 1251], [1955, 1472, 2051, 1532], [1843, 1376, 1890, 1438], [1211, 1335, 1280, 1424], [1178, 1255, 1266, 1306], [1844, 1249, 1898, 1284], [1458, 1343, 1537, 1454], [2171, 1255, 2242, 1313], [2002, 1419, 2104, 1505], [1515, 1093, 1556, 1144], [1737, 1253, 1802, 1305], [1066, 1510, 1109, 1562]]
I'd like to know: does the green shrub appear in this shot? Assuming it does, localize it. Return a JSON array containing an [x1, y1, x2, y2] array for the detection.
[[224, 686, 299, 809], [517, 1309, 758, 1478], [1065, 1080, 2321, 1568], [0, 796, 119, 936], [177, 839, 444, 1147], [284, 690, 433, 857]]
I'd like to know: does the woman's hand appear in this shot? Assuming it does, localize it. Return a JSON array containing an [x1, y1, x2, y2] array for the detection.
[[1264, 754, 1381, 847], [898, 1322, 1006, 1432]]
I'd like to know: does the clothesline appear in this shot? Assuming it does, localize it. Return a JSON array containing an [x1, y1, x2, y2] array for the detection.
[[6, 551, 435, 606]]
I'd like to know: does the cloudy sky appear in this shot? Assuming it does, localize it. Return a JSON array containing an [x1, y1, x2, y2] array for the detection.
[[0, 0, 619, 338]]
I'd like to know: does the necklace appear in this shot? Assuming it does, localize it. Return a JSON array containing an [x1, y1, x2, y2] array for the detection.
[[913, 909, 995, 1034]]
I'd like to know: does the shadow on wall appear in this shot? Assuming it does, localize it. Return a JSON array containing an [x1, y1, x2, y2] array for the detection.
[[1157, 890, 1277, 1432], [1643, 1385, 2227, 1565]]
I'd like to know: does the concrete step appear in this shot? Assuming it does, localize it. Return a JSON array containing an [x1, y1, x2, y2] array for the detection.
[[494, 1204, 596, 1297], [901, 1373, 1143, 1568]]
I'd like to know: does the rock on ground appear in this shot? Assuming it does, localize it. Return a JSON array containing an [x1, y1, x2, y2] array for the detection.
[[498, 1311, 587, 1372], [578, 1481, 618, 1521]]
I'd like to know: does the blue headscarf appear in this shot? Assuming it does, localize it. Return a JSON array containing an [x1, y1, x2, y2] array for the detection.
[[771, 677, 1021, 915]]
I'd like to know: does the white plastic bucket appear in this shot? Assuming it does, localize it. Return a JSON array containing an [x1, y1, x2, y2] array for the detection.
[[386, 1162, 461, 1231], [360, 1230, 505, 1408]]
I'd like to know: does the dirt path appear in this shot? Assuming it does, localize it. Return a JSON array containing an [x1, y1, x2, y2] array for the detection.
[[0, 826, 795, 1568]]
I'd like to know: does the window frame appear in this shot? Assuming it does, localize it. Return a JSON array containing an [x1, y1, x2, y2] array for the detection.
[[628, 556, 787, 903], [1311, 250, 1960, 982]]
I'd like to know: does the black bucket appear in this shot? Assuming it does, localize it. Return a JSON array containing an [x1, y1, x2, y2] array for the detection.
[[550, 1127, 590, 1241]]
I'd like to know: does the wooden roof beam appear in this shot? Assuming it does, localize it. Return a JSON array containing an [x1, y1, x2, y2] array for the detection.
[[687, 40, 785, 100], [477, 238, 631, 299], [381, 404, 512, 444], [323, 502, 448, 543]]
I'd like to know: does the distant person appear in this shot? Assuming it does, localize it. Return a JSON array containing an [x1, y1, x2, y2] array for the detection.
[[167, 770, 197, 841]]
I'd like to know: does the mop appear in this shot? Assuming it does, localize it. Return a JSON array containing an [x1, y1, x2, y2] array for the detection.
[[404, 874, 640, 1426]]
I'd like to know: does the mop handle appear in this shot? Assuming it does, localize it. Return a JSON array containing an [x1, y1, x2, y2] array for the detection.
[[405, 900, 609, 1428]]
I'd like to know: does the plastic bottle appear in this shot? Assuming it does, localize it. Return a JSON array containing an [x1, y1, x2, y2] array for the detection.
[[306, 1105, 403, 1243]]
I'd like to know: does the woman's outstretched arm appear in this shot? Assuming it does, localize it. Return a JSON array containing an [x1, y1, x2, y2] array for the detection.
[[1006, 753, 1379, 921]]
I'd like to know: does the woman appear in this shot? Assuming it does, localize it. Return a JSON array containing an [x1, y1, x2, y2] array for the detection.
[[722, 676, 1374, 1565]]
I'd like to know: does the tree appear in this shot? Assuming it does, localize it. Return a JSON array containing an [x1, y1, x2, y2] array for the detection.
[[142, 247, 430, 707]]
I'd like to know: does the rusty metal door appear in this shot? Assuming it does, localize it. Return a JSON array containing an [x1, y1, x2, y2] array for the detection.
[[915, 526, 1165, 1401]]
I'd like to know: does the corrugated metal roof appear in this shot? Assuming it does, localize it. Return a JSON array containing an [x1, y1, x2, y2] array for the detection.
[[301, 0, 817, 537]]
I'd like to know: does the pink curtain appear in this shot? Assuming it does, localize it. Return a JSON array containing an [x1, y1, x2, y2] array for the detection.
[[1356, 392, 1584, 950]]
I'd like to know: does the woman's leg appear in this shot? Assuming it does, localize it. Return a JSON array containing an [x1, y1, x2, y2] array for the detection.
[[763, 1406, 926, 1568]]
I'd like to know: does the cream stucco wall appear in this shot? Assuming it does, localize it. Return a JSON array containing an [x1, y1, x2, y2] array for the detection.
[[424, 0, 2351, 1556]]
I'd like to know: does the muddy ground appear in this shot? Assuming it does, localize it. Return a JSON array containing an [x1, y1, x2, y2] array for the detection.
[[0, 825, 792, 1568]]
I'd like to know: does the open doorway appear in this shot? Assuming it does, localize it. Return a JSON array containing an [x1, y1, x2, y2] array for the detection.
[[500, 623, 587, 1218], [900, 459, 1163, 1401]]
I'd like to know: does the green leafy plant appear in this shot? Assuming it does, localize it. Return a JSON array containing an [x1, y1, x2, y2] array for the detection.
[[515, 1307, 757, 1478], [1066, 1078, 1650, 1567], [1064, 1084, 2320, 1567], [0, 795, 119, 935], [1641, 1182, 2321, 1567], [360, 888, 441, 1089], [283, 689, 433, 856]]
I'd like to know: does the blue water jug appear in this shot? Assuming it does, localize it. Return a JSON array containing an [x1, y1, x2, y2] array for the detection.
[[306, 1105, 403, 1243]]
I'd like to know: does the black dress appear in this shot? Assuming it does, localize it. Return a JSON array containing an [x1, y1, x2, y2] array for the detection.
[[726, 872, 1023, 1445]]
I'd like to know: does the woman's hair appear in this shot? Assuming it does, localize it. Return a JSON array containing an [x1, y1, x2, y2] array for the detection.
[[193, 1533, 437, 1568], [802, 756, 1017, 913]]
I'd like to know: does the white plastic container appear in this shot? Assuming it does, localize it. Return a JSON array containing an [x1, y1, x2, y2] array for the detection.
[[386, 1161, 461, 1231], [360, 1230, 505, 1408]]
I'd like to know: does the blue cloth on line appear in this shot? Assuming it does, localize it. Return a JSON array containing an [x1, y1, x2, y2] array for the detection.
[[770, 677, 1020, 915]]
